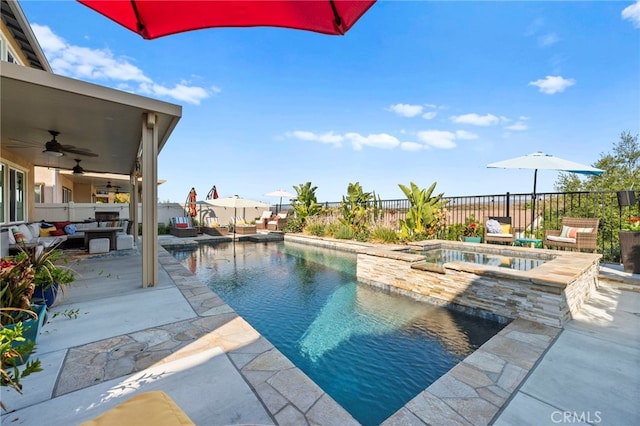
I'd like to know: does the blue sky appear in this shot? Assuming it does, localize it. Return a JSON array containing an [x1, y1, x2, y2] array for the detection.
[[21, 1, 640, 204]]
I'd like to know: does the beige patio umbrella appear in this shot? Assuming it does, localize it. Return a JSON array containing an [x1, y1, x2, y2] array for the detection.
[[265, 189, 295, 214], [205, 195, 270, 238], [487, 152, 604, 235]]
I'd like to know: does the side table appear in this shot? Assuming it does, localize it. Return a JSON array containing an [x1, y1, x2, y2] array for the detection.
[[514, 238, 543, 249]]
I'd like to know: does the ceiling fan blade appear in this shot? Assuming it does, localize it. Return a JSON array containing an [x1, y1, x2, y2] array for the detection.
[[61, 146, 99, 157]]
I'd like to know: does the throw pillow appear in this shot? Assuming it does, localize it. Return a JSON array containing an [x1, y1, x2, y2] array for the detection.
[[39, 225, 56, 237], [485, 219, 502, 234], [175, 223, 189, 229], [64, 224, 78, 235], [50, 229, 66, 236], [560, 226, 593, 239], [500, 223, 511, 234], [52, 221, 71, 230]]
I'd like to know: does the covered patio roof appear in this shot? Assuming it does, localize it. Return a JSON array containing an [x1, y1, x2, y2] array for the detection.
[[1, 60, 182, 287], [1, 61, 181, 177]]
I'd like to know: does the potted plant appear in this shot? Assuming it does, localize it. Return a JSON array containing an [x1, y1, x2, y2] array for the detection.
[[462, 217, 482, 243], [15, 241, 77, 308], [619, 216, 640, 274], [0, 255, 46, 369]]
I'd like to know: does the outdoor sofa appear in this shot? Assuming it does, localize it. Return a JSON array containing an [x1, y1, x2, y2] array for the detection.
[[202, 217, 229, 236]]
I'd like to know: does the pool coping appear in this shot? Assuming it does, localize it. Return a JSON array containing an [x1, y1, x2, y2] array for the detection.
[[283, 234, 564, 425]]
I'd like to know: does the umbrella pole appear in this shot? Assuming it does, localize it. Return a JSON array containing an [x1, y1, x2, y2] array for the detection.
[[531, 169, 538, 236]]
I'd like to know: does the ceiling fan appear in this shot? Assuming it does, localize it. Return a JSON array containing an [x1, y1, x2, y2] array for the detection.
[[43, 130, 99, 158], [72, 159, 85, 175]]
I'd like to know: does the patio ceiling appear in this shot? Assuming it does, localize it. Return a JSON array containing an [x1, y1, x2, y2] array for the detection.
[[1, 61, 182, 178]]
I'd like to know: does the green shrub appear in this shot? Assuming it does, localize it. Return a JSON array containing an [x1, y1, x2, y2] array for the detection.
[[355, 228, 370, 242], [305, 221, 326, 237], [370, 226, 399, 243], [333, 224, 355, 240], [325, 221, 341, 237], [283, 216, 304, 233]]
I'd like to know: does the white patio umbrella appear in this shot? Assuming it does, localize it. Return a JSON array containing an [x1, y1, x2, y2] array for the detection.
[[487, 152, 604, 234], [265, 189, 294, 214], [205, 195, 270, 238]]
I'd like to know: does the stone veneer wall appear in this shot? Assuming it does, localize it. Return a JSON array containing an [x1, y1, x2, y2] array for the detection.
[[356, 249, 600, 328], [284, 234, 600, 328]]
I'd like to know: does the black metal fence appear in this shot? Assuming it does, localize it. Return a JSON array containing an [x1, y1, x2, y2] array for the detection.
[[305, 190, 639, 262]]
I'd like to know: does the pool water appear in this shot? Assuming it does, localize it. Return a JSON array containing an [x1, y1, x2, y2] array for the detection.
[[169, 241, 506, 425], [421, 248, 545, 271]]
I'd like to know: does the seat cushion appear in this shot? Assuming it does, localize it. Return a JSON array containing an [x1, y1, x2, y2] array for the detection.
[[486, 233, 513, 238], [547, 235, 576, 243]]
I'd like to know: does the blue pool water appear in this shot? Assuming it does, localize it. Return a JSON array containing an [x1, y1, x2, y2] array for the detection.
[[421, 248, 545, 271], [169, 241, 506, 425]]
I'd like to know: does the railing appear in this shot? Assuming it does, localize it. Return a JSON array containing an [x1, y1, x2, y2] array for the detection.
[[315, 190, 639, 262]]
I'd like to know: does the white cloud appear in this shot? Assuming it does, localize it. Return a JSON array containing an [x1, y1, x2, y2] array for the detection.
[[400, 141, 427, 151], [622, 1, 640, 28], [422, 111, 437, 120], [505, 121, 528, 131], [416, 130, 457, 149], [538, 32, 559, 47], [529, 75, 576, 94], [455, 130, 478, 140], [388, 104, 423, 117], [287, 131, 343, 147], [31, 24, 213, 105], [345, 133, 400, 150], [450, 113, 500, 126]]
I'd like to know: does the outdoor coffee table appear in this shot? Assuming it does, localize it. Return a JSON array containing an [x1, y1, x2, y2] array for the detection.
[[83, 227, 123, 251], [514, 238, 543, 249]]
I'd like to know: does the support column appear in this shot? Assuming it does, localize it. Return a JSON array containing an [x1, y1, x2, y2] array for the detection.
[[141, 112, 158, 288]]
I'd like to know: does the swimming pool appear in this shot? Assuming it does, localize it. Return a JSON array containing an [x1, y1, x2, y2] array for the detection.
[[169, 241, 506, 425]]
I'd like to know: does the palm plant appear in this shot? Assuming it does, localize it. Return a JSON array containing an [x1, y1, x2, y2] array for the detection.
[[291, 182, 322, 225], [398, 181, 445, 240]]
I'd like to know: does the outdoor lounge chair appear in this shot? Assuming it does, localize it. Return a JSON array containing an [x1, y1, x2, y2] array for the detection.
[[232, 217, 257, 234], [267, 212, 288, 231], [169, 217, 197, 237], [256, 210, 273, 230], [202, 217, 229, 236], [544, 217, 599, 253], [483, 216, 515, 245]]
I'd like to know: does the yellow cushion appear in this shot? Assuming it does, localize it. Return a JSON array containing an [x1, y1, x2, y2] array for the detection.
[[237, 219, 246, 225], [80, 391, 195, 426], [39, 226, 55, 237], [500, 223, 511, 234]]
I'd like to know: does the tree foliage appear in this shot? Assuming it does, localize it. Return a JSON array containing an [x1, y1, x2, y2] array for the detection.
[[555, 131, 639, 192]]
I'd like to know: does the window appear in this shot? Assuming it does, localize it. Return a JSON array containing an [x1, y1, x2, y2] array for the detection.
[[0, 163, 26, 223], [35, 183, 44, 203], [0, 34, 22, 65], [62, 187, 72, 203]]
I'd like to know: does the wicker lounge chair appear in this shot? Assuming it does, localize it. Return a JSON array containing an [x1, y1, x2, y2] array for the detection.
[[267, 212, 288, 231], [202, 217, 229, 236], [256, 211, 273, 230], [483, 216, 515, 245], [169, 217, 197, 237], [544, 217, 599, 253]]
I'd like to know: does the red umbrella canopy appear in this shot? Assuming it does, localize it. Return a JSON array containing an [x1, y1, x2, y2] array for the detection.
[[77, 0, 377, 39]]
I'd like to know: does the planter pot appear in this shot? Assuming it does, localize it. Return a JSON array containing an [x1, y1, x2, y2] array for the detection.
[[32, 282, 61, 308], [619, 231, 640, 274], [4, 304, 47, 365], [463, 236, 482, 243]]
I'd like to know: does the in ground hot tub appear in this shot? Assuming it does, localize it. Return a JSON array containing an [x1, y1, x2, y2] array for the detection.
[[356, 240, 601, 327]]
